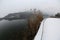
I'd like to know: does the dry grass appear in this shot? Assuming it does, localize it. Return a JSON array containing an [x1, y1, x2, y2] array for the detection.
[[27, 13, 43, 40]]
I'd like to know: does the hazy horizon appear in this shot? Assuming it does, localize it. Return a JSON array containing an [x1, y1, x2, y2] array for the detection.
[[0, 0, 60, 18]]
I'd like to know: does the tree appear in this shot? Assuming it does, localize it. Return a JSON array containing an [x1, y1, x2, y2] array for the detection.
[[55, 13, 60, 18]]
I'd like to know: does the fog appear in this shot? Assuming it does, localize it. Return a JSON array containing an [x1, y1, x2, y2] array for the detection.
[[0, 0, 60, 18]]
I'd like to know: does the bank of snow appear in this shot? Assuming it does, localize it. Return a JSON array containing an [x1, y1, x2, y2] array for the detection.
[[34, 18, 60, 40]]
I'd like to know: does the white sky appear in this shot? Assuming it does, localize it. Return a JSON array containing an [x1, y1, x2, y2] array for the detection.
[[0, 0, 60, 17]]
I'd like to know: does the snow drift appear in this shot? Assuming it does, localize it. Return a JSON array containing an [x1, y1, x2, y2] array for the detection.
[[34, 18, 60, 40]]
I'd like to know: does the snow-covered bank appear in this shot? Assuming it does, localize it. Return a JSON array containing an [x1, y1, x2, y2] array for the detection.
[[34, 18, 60, 40]]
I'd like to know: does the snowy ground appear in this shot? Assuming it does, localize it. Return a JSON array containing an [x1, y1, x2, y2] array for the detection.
[[34, 18, 60, 40]]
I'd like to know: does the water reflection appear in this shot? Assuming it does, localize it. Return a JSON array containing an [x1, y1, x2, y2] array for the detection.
[[0, 19, 28, 40]]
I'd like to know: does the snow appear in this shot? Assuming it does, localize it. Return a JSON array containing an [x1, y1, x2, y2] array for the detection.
[[34, 18, 60, 40]]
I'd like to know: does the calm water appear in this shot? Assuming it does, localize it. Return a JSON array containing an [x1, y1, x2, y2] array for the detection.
[[0, 19, 29, 40]]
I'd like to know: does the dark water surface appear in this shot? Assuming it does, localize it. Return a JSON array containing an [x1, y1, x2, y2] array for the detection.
[[0, 19, 28, 40]]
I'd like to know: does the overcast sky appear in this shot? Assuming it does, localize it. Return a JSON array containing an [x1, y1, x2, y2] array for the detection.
[[0, 0, 60, 17]]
